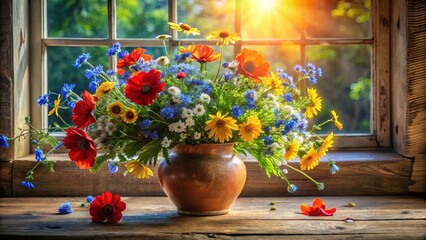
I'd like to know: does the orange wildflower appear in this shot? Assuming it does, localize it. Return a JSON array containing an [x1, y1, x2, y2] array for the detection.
[[300, 198, 336, 216], [117, 48, 152, 68], [235, 48, 270, 83], [190, 45, 221, 63]]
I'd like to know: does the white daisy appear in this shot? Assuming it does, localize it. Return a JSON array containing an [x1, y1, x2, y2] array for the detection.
[[199, 93, 211, 103], [181, 107, 193, 118], [172, 96, 181, 104], [168, 120, 186, 133], [193, 132, 201, 140], [161, 137, 172, 148], [185, 117, 195, 127], [270, 142, 279, 150], [179, 133, 187, 139], [167, 86, 181, 96], [227, 60, 239, 70], [156, 56, 170, 66], [193, 104, 206, 116]]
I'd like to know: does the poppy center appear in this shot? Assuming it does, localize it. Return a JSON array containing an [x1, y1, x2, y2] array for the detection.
[[219, 31, 230, 38], [141, 85, 152, 94], [180, 23, 192, 31], [112, 106, 121, 114], [102, 204, 114, 216], [216, 120, 225, 128], [78, 139, 89, 150], [126, 111, 135, 119], [243, 61, 255, 73]]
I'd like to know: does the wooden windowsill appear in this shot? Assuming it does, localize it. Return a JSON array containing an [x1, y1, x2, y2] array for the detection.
[[0, 196, 425, 239], [8, 150, 415, 197]]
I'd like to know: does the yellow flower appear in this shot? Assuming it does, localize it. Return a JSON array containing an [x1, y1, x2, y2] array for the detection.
[[206, 31, 240, 45], [239, 116, 263, 141], [48, 94, 61, 117], [95, 81, 114, 98], [284, 139, 300, 160], [205, 112, 238, 143], [168, 22, 200, 36], [261, 72, 285, 96], [331, 110, 343, 130], [300, 148, 321, 170], [108, 102, 125, 119], [122, 108, 138, 124], [319, 132, 334, 156], [124, 160, 153, 179], [305, 88, 322, 119]]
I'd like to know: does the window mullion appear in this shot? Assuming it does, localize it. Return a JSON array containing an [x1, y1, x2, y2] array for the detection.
[[108, 0, 117, 71]]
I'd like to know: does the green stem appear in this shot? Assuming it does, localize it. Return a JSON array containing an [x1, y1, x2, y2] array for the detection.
[[213, 43, 224, 82], [286, 164, 320, 186]]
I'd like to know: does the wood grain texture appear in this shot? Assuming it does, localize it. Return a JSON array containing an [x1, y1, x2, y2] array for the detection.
[[11, 151, 413, 197], [409, 154, 426, 192], [0, 161, 12, 196], [0, 196, 424, 239]]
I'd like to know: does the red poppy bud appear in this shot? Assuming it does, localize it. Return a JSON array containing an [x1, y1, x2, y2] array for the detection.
[[176, 72, 186, 79]]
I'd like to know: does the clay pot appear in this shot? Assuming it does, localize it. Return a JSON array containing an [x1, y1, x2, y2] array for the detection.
[[157, 143, 246, 215]]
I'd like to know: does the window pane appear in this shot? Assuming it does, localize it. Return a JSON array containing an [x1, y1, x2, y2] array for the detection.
[[178, 0, 236, 39], [241, 0, 301, 39], [306, 45, 371, 134], [241, 45, 301, 72], [117, 0, 168, 38], [305, 0, 371, 38], [47, 46, 108, 126], [47, 0, 108, 38]]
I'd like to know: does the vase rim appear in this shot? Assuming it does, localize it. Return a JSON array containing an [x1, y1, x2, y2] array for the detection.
[[175, 142, 236, 147]]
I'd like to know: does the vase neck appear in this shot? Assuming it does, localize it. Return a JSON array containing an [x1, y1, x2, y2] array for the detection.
[[173, 143, 235, 156]]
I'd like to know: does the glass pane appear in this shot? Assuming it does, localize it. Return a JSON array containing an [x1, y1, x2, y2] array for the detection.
[[241, 0, 301, 39], [47, 0, 108, 38], [117, 0, 168, 38], [305, 0, 371, 38], [306, 45, 371, 134], [47, 46, 108, 126], [241, 45, 301, 72], [177, 0, 235, 39]]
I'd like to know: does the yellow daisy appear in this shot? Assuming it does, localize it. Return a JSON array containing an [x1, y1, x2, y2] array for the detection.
[[300, 148, 321, 170], [107, 102, 125, 119], [284, 139, 300, 160], [206, 31, 240, 45], [168, 22, 200, 36], [124, 160, 153, 179], [122, 108, 138, 124], [95, 81, 114, 98], [305, 88, 322, 119], [331, 110, 343, 130], [205, 112, 238, 143], [48, 94, 61, 117], [239, 116, 263, 141], [261, 72, 285, 96], [319, 132, 334, 156]]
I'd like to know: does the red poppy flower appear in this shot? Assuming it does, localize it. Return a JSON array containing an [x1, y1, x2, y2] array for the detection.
[[300, 198, 336, 216], [117, 48, 152, 68], [235, 48, 270, 83], [63, 127, 97, 169], [176, 72, 186, 79], [72, 91, 96, 129], [190, 45, 221, 63], [124, 69, 165, 106], [90, 191, 126, 224]]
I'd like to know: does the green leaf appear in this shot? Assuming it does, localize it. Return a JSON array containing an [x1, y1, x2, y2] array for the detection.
[[123, 140, 145, 158], [42, 135, 58, 148], [137, 140, 162, 165], [91, 152, 116, 173]]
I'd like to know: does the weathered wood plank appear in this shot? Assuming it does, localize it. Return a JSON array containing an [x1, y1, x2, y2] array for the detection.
[[0, 196, 424, 239], [409, 154, 426, 192], [11, 151, 413, 197], [0, 161, 12, 196]]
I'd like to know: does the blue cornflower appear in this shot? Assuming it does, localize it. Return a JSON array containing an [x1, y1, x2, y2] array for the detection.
[[72, 53, 91, 68], [309, 76, 317, 84], [166, 63, 199, 77], [264, 126, 271, 134], [287, 184, 297, 193], [150, 131, 159, 140], [0, 135, 9, 148], [306, 62, 315, 70], [222, 72, 233, 81], [274, 120, 284, 128], [67, 101, 75, 109], [160, 107, 176, 119], [284, 120, 296, 133], [283, 93, 293, 102], [58, 202, 73, 214], [173, 52, 192, 62], [317, 67, 323, 77], [222, 62, 229, 68], [298, 119, 308, 132], [140, 119, 151, 128], [86, 195, 95, 203], [106, 70, 116, 76], [117, 50, 129, 59], [34, 148, 44, 162], [108, 161, 118, 174], [244, 90, 256, 102], [88, 80, 100, 93], [231, 106, 243, 118], [60, 83, 76, 98], [119, 71, 131, 83], [293, 64, 302, 72], [21, 180, 35, 189], [179, 94, 192, 106], [263, 135, 273, 145], [245, 102, 256, 109], [263, 147, 273, 156], [201, 84, 212, 94], [329, 161, 340, 175], [37, 93, 49, 106], [106, 42, 121, 56], [84, 65, 103, 81]]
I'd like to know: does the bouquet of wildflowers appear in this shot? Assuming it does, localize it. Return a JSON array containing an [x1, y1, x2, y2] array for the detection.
[[0, 22, 343, 192]]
